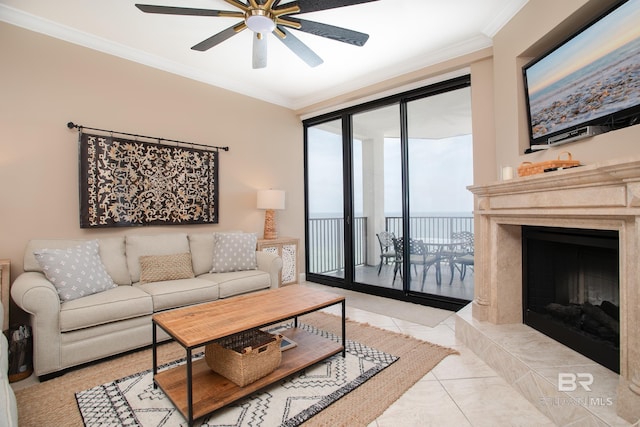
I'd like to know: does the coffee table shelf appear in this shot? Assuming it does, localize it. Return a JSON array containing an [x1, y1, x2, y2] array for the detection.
[[155, 327, 343, 421]]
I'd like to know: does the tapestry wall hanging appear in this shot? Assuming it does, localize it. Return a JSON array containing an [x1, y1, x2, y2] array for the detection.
[[79, 132, 219, 228]]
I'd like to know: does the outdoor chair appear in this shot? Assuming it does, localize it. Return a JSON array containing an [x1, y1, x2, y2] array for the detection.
[[376, 231, 396, 275], [392, 237, 439, 289], [449, 231, 474, 285]]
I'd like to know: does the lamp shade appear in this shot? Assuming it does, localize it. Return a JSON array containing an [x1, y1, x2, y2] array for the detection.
[[257, 190, 285, 210]]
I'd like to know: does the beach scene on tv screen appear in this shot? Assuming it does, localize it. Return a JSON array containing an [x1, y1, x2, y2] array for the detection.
[[526, 0, 640, 140]]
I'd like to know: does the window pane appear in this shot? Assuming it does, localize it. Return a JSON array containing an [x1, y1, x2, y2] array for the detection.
[[407, 87, 474, 300], [351, 104, 402, 288], [307, 121, 345, 277]]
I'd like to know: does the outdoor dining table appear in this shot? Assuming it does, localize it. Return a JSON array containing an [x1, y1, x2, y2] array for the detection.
[[419, 238, 465, 285]]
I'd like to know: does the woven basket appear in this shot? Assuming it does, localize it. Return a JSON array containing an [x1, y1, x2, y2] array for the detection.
[[517, 151, 580, 177], [205, 329, 282, 387]]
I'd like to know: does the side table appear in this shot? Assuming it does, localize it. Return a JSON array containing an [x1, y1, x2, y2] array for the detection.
[[257, 237, 298, 286]]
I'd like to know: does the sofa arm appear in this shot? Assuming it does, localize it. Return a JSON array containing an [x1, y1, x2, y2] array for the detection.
[[255, 251, 283, 289], [11, 272, 62, 376]]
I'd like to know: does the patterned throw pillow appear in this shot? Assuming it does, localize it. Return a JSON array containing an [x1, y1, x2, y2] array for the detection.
[[139, 253, 195, 284], [34, 240, 117, 302], [210, 233, 258, 273]]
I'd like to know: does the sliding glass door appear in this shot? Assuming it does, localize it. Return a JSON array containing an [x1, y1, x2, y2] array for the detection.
[[351, 104, 404, 291], [406, 87, 474, 301], [304, 75, 473, 310]]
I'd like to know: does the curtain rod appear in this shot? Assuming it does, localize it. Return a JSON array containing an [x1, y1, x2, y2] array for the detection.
[[67, 122, 229, 152]]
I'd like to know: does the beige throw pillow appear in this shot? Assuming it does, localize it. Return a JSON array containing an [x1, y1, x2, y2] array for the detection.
[[139, 253, 195, 284]]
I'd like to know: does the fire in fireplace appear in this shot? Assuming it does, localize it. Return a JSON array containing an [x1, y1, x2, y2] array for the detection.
[[522, 226, 619, 372]]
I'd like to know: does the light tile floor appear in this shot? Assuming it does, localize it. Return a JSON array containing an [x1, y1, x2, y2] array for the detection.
[[316, 286, 557, 426]]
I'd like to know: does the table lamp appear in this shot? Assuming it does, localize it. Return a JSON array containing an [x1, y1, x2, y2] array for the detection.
[[257, 189, 285, 239]]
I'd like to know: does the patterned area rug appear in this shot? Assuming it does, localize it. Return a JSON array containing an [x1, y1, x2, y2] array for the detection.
[[76, 322, 397, 426]]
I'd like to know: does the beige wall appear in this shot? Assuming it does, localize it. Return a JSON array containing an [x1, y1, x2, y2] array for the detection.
[[0, 22, 305, 285], [470, 57, 496, 185]]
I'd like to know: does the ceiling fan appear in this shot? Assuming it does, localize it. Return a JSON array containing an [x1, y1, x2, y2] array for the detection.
[[135, 0, 378, 69]]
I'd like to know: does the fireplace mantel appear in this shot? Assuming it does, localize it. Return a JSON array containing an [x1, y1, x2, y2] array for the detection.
[[465, 155, 640, 423], [470, 156, 640, 214]]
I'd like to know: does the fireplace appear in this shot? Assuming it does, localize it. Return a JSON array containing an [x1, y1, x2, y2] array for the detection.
[[522, 226, 619, 372], [459, 156, 640, 424]]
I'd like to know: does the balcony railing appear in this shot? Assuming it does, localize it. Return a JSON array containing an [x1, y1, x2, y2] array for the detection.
[[308, 215, 473, 274], [385, 216, 474, 241], [307, 216, 367, 274]]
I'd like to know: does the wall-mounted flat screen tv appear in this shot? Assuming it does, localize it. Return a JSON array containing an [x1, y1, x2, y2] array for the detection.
[[523, 0, 640, 147]]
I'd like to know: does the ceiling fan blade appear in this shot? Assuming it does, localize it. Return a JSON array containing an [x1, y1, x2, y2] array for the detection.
[[135, 4, 243, 18], [275, 27, 323, 67], [253, 34, 268, 69], [284, 18, 369, 46], [283, 0, 379, 14], [191, 24, 245, 51]]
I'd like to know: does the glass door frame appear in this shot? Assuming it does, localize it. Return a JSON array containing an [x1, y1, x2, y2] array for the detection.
[[304, 75, 471, 311]]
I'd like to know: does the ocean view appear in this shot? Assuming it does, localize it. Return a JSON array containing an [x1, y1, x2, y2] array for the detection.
[[309, 212, 473, 219], [529, 34, 640, 139]]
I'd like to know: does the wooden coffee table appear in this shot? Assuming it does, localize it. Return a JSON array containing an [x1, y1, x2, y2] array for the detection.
[[151, 285, 346, 426]]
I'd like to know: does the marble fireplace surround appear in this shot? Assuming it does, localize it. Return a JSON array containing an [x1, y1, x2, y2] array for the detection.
[[456, 155, 640, 425]]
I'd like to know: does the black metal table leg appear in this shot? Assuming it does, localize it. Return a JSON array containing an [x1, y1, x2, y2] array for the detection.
[[152, 320, 158, 389], [187, 348, 193, 426], [341, 299, 346, 357]]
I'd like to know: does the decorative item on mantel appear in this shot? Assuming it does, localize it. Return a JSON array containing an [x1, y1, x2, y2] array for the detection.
[[517, 151, 581, 177], [257, 189, 285, 240], [501, 166, 514, 180]]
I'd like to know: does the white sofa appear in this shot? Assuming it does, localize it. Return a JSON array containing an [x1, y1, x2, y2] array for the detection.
[[1, 305, 18, 426], [11, 232, 282, 379]]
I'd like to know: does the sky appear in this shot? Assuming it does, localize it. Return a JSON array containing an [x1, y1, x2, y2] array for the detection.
[[307, 129, 474, 217], [385, 135, 473, 216], [526, 0, 640, 94]]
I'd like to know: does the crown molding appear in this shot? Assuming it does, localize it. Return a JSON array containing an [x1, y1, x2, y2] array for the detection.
[[0, 4, 292, 108]]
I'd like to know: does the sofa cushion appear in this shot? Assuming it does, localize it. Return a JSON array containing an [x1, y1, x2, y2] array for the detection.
[[24, 237, 131, 285], [97, 237, 131, 285], [188, 232, 216, 276], [34, 240, 117, 302], [135, 278, 219, 311], [199, 270, 270, 298], [210, 233, 258, 273], [139, 253, 195, 284], [60, 285, 153, 332], [126, 233, 190, 283]]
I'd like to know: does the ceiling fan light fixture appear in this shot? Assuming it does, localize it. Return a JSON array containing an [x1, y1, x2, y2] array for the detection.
[[246, 10, 275, 34]]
